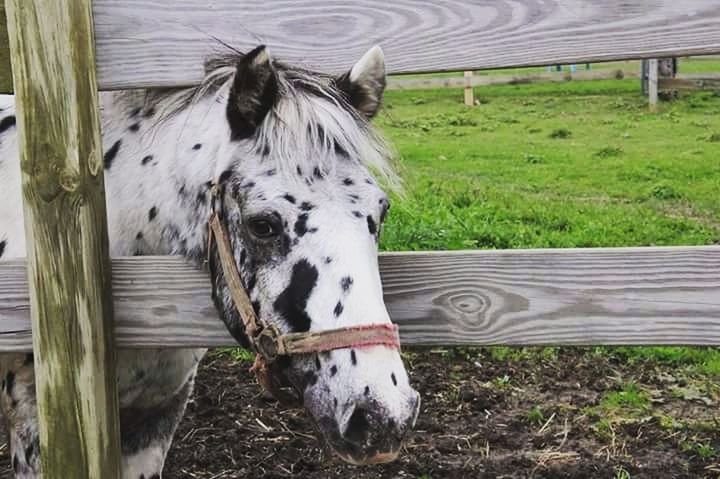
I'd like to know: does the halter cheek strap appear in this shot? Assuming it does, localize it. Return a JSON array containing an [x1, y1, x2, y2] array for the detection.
[[207, 183, 401, 398]]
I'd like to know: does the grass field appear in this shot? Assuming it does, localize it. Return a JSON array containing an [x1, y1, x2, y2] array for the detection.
[[369, 66, 720, 471], [378, 71, 720, 252]]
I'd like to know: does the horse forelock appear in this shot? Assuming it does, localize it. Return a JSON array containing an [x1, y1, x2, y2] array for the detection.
[[118, 54, 399, 190]]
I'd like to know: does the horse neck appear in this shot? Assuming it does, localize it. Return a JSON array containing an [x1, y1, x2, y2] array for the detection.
[[102, 91, 227, 262]]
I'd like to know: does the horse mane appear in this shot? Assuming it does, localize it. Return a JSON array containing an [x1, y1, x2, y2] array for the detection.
[[126, 53, 399, 189]]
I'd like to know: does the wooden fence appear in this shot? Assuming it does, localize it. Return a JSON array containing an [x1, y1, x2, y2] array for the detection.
[[1, 1, 720, 477], [388, 68, 720, 108], [388, 69, 638, 91]]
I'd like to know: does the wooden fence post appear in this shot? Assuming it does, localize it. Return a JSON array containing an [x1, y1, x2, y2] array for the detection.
[[464, 70, 474, 106], [648, 58, 659, 111], [4, 0, 122, 477]]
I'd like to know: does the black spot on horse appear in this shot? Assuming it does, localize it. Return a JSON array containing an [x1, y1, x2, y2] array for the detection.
[[239, 249, 247, 265], [0, 240, 5, 258], [303, 371, 318, 388], [341, 276, 353, 292], [24, 440, 36, 465], [128, 122, 140, 132], [348, 194, 360, 201], [296, 165, 303, 176], [219, 169, 233, 183], [273, 259, 318, 332], [265, 168, 276, 176], [315, 356, 322, 371], [367, 215, 377, 235], [330, 365, 338, 376], [391, 372, 398, 386], [324, 257, 333, 264], [104, 140, 122, 170], [313, 166, 324, 179], [192, 143, 202, 150], [130, 107, 142, 117], [196, 191, 206, 205], [136, 232, 143, 240], [283, 194, 296, 204], [351, 350, 357, 366], [246, 274, 257, 292], [364, 385, 370, 396], [334, 301, 343, 317], [300, 202, 315, 211], [0, 115, 16, 134], [294, 213, 310, 237], [148, 207, 158, 222], [352, 211, 363, 218], [144, 107, 156, 118], [5, 371, 14, 395], [334, 142, 348, 157], [141, 155, 153, 166]]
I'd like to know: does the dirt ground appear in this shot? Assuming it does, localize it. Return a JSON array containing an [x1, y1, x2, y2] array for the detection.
[[1, 348, 718, 478], [163, 349, 719, 479]]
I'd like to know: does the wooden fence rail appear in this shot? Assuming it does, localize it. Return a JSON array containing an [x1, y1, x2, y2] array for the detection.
[[3, 246, 720, 351], [388, 69, 637, 91], [660, 74, 720, 91], [1, 1, 720, 93]]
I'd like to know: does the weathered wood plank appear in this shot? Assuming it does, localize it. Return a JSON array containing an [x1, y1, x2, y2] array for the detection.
[[2, 247, 720, 349], [648, 59, 659, 111], [388, 69, 637, 91], [0, 4, 11, 93], [463, 71, 474, 106], [1, 1, 720, 93], [4, 0, 121, 477]]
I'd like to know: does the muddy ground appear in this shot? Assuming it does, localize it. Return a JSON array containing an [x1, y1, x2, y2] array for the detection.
[[165, 348, 719, 478], [1, 348, 718, 478]]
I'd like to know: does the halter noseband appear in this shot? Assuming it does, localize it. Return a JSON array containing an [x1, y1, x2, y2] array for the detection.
[[207, 183, 401, 399]]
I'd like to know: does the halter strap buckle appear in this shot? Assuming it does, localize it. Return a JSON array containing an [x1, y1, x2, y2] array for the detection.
[[253, 324, 283, 362]]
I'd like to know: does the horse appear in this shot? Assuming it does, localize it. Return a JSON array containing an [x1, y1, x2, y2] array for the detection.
[[0, 45, 420, 478]]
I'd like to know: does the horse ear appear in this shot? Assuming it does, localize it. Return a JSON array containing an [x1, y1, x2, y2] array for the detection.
[[335, 45, 386, 119], [227, 45, 279, 141]]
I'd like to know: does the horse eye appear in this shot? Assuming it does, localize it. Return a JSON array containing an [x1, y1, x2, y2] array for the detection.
[[247, 216, 281, 239]]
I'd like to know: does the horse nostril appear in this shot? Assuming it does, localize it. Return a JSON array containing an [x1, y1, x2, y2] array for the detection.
[[343, 407, 370, 445]]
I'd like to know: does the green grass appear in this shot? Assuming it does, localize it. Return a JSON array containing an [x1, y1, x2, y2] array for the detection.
[[374, 69, 720, 371], [526, 406, 546, 426], [600, 383, 651, 412], [378, 79, 720, 251]]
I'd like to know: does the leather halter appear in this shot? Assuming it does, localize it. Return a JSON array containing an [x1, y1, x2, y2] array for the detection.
[[207, 183, 401, 398]]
